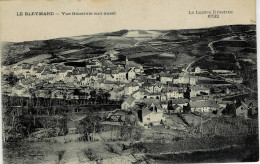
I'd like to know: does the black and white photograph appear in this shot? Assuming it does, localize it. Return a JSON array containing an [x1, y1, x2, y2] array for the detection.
[[0, 0, 258, 163]]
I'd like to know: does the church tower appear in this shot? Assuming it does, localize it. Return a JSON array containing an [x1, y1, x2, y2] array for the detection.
[[125, 57, 129, 65], [125, 57, 129, 70]]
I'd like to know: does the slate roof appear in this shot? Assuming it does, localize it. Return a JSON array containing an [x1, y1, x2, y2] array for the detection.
[[238, 102, 248, 110], [190, 85, 210, 91], [142, 107, 153, 117], [168, 104, 182, 111], [102, 60, 114, 67], [127, 61, 142, 68], [124, 96, 136, 105], [190, 96, 213, 101], [178, 72, 190, 78], [137, 98, 161, 106], [66, 72, 73, 77], [111, 70, 118, 74], [118, 69, 126, 73], [125, 82, 139, 87], [244, 99, 258, 108], [22, 65, 31, 69], [15, 85, 24, 90], [190, 100, 219, 108], [159, 72, 172, 77], [21, 78, 35, 85], [35, 68, 44, 73], [142, 103, 163, 117], [41, 70, 52, 75], [161, 87, 179, 93], [171, 98, 189, 104]]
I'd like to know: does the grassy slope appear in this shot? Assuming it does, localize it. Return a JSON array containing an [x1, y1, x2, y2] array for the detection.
[[1, 25, 256, 67], [3, 134, 258, 163]]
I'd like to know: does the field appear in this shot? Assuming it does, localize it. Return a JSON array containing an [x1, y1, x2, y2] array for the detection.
[[124, 30, 162, 38], [2, 25, 256, 70], [3, 140, 158, 164], [131, 54, 173, 67], [61, 48, 106, 60], [4, 134, 258, 163], [14, 54, 51, 65], [194, 59, 237, 70], [172, 53, 195, 67], [148, 143, 258, 163]]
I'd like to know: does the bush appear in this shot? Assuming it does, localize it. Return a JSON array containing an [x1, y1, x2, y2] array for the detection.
[[58, 150, 65, 161], [83, 148, 97, 161], [106, 143, 123, 155]]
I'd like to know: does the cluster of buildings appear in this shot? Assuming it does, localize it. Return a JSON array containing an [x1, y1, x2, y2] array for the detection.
[[2, 51, 143, 99], [2, 50, 257, 129]]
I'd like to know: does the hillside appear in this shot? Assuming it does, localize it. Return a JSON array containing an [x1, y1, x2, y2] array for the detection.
[[1, 24, 256, 68]]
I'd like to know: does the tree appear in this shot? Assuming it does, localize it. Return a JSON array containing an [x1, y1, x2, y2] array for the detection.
[[16, 115, 36, 137], [132, 126, 143, 140], [224, 103, 236, 116], [3, 108, 24, 141], [92, 116, 102, 140], [63, 92, 67, 106], [78, 114, 102, 141], [31, 92, 39, 115], [183, 103, 191, 113], [57, 116, 68, 136], [96, 95, 102, 104], [5, 72, 18, 87], [90, 90, 96, 104], [73, 89, 82, 105], [184, 86, 191, 99], [104, 92, 111, 104], [2, 95, 10, 107], [97, 89, 105, 104], [48, 90, 52, 108], [84, 92, 89, 105], [210, 87, 215, 94]]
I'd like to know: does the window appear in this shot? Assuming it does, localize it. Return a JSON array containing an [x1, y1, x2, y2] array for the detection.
[[147, 118, 150, 120]]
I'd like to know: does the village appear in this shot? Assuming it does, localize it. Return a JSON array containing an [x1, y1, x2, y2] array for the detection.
[[1, 49, 258, 142], [0, 0, 258, 160]]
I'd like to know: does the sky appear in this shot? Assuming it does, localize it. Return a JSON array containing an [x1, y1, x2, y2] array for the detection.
[[0, 0, 256, 42]]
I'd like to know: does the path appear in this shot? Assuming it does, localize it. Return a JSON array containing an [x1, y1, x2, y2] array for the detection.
[[182, 55, 207, 72], [182, 39, 218, 72], [208, 40, 218, 54], [59, 149, 80, 164], [134, 41, 139, 46]]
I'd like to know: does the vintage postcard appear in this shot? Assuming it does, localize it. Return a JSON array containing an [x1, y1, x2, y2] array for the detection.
[[0, 0, 258, 163]]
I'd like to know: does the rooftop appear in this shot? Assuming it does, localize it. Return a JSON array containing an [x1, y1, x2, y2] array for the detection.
[[190, 100, 219, 108]]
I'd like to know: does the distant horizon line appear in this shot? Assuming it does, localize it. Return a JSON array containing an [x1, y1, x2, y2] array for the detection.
[[2, 23, 256, 43]]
